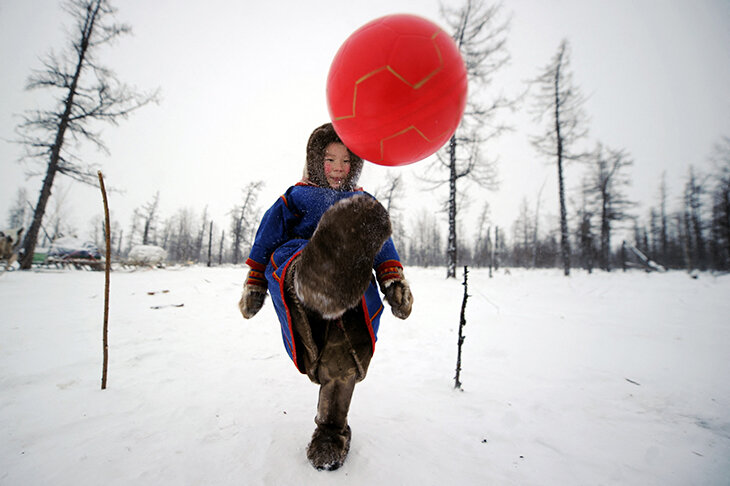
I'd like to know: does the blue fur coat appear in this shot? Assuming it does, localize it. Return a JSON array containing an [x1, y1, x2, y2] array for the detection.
[[246, 182, 402, 370]]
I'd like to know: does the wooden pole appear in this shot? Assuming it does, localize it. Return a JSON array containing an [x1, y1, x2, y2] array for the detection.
[[98, 171, 111, 390]]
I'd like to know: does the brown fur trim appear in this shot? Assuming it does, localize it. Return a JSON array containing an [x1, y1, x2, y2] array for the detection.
[[305, 123, 363, 191]]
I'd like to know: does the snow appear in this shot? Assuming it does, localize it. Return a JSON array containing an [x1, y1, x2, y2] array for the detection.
[[1, 266, 728, 485], [127, 245, 167, 266]]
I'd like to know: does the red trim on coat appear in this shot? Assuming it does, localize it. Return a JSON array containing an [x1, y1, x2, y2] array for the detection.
[[361, 297, 377, 353], [371, 303, 384, 322], [279, 195, 289, 208], [270, 253, 279, 271], [279, 249, 303, 372], [246, 258, 266, 271]]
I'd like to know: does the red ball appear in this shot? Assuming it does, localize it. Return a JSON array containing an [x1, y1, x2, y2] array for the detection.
[[327, 14, 468, 166]]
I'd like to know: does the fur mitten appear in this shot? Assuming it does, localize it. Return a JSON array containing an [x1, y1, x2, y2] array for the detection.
[[239, 268, 267, 319], [376, 263, 413, 319]]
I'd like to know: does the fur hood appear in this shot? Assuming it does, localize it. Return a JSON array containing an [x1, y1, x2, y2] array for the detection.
[[303, 123, 363, 191]]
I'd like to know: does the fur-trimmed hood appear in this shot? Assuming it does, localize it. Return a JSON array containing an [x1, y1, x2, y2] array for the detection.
[[302, 123, 363, 191]]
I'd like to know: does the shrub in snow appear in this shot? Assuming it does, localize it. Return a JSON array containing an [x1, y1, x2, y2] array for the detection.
[[127, 245, 167, 266]]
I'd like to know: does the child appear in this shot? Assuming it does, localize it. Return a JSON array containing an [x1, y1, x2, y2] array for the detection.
[[239, 122, 413, 471]]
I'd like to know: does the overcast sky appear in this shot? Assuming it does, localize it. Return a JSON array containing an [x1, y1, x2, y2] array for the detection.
[[1, 0, 729, 245]]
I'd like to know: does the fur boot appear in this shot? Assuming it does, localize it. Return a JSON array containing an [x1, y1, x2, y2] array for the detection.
[[307, 366, 357, 471], [305, 315, 371, 471], [295, 195, 391, 319], [307, 424, 352, 471]]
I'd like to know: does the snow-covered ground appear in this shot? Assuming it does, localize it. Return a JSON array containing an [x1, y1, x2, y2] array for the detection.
[[1, 266, 728, 485]]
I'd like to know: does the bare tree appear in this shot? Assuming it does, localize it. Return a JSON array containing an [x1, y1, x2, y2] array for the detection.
[[456, 220, 474, 265], [16, 0, 158, 269], [115, 228, 123, 256], [453, 266, 470, 390], [425, 0, 511, 278], [575, 178, 595, 273], [644, 173, 682, 269], [473, 202, 491, 267], [511, 197, 533, 267], [168, 208, 196, 263], [195, 206, 209, 263], [493, 225, 503, 270], [206, 220, 214, 267], [683, 166, 708, 271], [672, 211, 688, 270], [140, 191, 160, 245], [6, 188, 33, 230], [407, 210, 444, 267], [584, 143, 634, 271], [125, 208, 141, 255], [230, 181, 263, 265], [532, 179, 547, 268], [44, 182, 76, 244], [375, 172, 407, 257], [530, 39, 588, 276], [648, 208, 660, 259], [658, 173, 670, 265], [708, 136, 730, 269], [485, 226, 494, 276]]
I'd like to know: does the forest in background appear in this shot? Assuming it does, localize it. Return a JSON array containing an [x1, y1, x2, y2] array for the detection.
[[3, 0, 729, 276], [6, 133, 729, 274]]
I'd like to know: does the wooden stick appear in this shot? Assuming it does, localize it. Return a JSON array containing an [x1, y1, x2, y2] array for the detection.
[[98, 171, 111, 390], [454, 266, 469, 390]]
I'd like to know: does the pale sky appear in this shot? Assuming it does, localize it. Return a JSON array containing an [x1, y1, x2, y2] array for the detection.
[[1, 0, 729, 245]]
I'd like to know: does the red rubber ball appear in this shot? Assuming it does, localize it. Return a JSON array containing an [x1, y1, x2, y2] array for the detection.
[[327, 14, 468, 166]]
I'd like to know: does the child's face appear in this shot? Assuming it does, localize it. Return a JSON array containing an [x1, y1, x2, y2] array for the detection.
[[323, 142, 351, 189]]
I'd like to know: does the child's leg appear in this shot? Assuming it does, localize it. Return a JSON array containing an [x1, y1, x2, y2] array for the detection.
[[282, 194, 387, 470], [314, 308, 374, 425], [307, 309, 373, 470]]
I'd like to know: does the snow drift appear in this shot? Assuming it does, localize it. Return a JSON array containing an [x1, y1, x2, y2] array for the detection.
[[127, 245, 167, 266], [0, 267, 728, 485]]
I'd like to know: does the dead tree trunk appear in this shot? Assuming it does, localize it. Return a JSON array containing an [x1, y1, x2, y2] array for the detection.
[[207, 221, 213, 267], [17, 0, 157, 268], [20, 38, 88, 269], [447, 135, 458, 279], [454, 266, 470, 390], [555, 74, 571, 276], [487, 226, 493, 278]]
